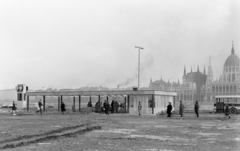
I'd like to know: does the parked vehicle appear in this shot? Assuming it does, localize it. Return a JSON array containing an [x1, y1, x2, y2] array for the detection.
[[214, 95, 240, 114]]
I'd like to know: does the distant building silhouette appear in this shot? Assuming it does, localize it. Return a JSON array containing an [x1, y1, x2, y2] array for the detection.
[[149, 42, 239, 103]]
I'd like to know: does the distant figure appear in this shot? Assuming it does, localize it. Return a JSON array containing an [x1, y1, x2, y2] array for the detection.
[[167, 102, 172, 117], [194, 100, 199, 117], [116, 101, 119, 113], [61, 101, 66, 115], [95, 100, 101, 113], [138, 102, 142, 116], [103, 100, 110, 115], [120, 103, 125, 113], [225, 104, 230, 119], [38, 99, 43, 114], [111, 100, 115, 113], [179, 100, 184, 117], [12, 101, 17, 115], [87, 100, 92, 107]]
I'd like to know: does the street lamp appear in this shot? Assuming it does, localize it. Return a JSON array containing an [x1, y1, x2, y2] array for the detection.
[[135, 46, 144, 89]]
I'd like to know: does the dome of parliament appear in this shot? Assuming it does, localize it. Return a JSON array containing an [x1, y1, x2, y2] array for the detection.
[[224, 42, 239, 67]]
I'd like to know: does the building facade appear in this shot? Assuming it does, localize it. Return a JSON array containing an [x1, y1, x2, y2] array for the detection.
[[149, 42, 239, 104]]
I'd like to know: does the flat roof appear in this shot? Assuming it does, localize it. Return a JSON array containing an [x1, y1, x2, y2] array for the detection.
[[26, 90, 177, 97]]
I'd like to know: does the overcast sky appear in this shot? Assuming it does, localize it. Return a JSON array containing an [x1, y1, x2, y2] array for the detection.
[[0, 0, 239, 90]]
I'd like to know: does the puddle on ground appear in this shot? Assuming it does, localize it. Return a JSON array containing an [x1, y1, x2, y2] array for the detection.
[[217, 126, 235, 130], [196, 132, 222, 136], [129, 134, 190, 142], [155, 125, 183, 128], [143, 149, 181, 151], [181, 131, 191, 134], [95, 129, 136, 134], [202, 138, 217, 141], [236, 138, 240, 141], [50, 125, 63, 128], [38, 143, 51, 145], [1, 131, 10, 134], [201, 122, 219, 127]]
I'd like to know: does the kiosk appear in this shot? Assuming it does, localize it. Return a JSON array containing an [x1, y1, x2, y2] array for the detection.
[[15, 84, 28, 110]]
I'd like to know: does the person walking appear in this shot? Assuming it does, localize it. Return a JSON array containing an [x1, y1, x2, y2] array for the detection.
[[111, 100, 114, 113], [179, 100, 184, 117], [87, 100, 92, 107], [12, 101, 17, 115], [138, 102, 142, 116], [104, 100, 110, 115], [61, 101, 66, 115], [194, 100, 199, 117], [225, 104, 230, 119], [95, 100, 101, 113], [38, 99, 43, 115], [167, 102, 172, 117], [115, 101, 119, 113]]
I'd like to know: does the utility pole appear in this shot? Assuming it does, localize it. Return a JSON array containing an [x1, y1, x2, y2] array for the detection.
[[135, 46, 144, 89]]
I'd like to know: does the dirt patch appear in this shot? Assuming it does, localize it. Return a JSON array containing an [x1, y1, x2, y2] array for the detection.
[[0, 125, 101, 150], [196, 132, 222, 136], [0, 124, 89, 144], [95, 129, 136, 134], [129, 134, 191, 142]]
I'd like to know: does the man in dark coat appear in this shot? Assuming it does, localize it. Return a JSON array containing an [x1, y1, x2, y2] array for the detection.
[[225, 104, 230, 119], [95, 100, 101, 113], [138, 102, 142, 116], [111, 100, 115, 113], [179, 100, 184, 117], [87, 100, 92, 107], [115, 101, 119, 113], [12, 101, 17, 115], [104, 100, 110, 115], [61, 101, 66, 115], [194, 100, 199, 117], [167, 102, 172, 117], [38, 99, 43, 115]]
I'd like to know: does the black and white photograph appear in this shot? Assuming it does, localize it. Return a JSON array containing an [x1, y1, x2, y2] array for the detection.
[[0, 0, 240, 150]]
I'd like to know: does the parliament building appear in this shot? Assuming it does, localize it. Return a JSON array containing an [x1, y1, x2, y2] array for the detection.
[[149, 42, 239, 104]]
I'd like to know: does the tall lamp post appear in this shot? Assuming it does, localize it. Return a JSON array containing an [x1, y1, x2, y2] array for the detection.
[[135, 46, 144, 89]]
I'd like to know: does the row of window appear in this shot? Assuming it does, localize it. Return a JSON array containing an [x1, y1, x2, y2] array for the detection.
[[225, 67, 238, 72], [212, 85, 237, 93], [223, 74, 236, 82]]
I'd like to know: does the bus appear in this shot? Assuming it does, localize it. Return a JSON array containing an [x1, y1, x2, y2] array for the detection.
[[214, 95, 240, 114]]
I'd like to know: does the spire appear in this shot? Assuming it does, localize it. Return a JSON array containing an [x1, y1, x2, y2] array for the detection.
[[178, 79, 180, 84], [206, 56, 213, 85], [149, 78, 153, 88], [197, 64, 199, 72], [209, 56, 211, 65], [204, 65, 206, 75], [231, 41, 235, 54], [183, 65, 186, 76], [191, 67, 192, 72]]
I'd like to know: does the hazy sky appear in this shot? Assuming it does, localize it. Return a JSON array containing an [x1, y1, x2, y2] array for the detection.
[[0, 0, 239, 90]]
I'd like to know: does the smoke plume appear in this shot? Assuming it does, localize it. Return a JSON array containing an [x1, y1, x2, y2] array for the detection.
[[117, 55, 154, 88]]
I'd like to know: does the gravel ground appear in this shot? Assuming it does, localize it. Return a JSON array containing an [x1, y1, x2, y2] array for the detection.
[[0, 111, 239, 151]]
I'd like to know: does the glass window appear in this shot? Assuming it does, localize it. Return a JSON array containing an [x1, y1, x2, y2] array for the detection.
[[18, 93, 22, 101]]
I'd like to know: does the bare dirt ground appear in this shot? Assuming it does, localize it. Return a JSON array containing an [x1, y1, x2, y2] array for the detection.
[[0, 111, 240, 151]]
